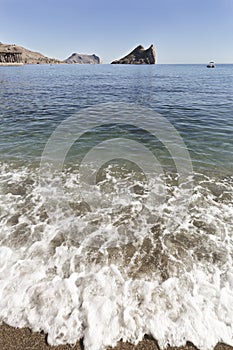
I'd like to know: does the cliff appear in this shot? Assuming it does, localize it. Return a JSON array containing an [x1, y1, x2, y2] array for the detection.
[[0, 42, 61, 64], [111, 44, 156, 64], [64, 53, 102, 64]]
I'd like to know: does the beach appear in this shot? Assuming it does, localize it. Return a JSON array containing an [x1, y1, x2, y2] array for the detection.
[[0, 63, 24, 66], [1, 324, 233, 350], [1, 0, 233, 348], [0, 64, 233, 350]]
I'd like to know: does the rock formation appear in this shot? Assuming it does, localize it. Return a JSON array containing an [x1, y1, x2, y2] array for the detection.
[[111, 44, 156, 64], [64, 53, 101, 64], [0, 42, 61, 64]]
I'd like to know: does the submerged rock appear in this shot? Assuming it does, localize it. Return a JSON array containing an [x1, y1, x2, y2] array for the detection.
[[64, 53, 102, 64], [111, 44, 156, 64]]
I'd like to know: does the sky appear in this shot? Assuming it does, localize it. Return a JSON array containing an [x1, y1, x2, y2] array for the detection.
[[0, 0, 233, 64]]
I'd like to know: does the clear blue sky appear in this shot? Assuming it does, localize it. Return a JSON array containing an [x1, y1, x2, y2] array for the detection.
[[1, 0, 233, 63]]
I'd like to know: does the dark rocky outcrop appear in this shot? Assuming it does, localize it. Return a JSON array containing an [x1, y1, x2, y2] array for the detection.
[[111, 44, 156, 64], [0, 50, 22, 64], [64, 53, 101, 64], [0, 42, 61, 64]]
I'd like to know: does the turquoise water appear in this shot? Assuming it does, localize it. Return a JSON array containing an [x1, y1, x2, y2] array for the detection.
[[0, 64, 232, 172], [0, 64, 233, 350]]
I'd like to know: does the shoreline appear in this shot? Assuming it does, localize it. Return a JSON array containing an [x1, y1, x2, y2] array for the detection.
[[0, 324, 233, 350], [0, 62, 24, 66], [0, 62, 63, 66]]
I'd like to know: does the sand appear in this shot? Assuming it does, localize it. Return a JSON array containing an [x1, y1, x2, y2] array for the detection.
[[0, 63, 24, 66], [0, 324, 233, 350]]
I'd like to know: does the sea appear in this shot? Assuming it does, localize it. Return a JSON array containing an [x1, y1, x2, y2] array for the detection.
[[0, 64, 233, 350]]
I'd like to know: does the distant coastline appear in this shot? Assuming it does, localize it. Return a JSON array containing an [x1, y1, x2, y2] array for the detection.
[[0, 42, 101, 65], [0, 42, 157, 66], [0, 62, 24, 66]]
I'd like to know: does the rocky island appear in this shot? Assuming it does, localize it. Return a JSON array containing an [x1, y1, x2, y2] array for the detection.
[[64, 52, 101, 64], [111, 44, 156, 64], [0, 42, 102, 65], [0, 42, 156, 65], [0, 42, 61, 65]]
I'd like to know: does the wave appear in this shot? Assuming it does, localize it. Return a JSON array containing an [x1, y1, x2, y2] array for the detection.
[[0, 162, 233, 350]]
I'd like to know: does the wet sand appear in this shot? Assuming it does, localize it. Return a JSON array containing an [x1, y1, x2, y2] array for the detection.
[[0, 324, 233, 350]]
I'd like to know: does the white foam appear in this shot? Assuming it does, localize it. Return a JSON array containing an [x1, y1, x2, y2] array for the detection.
[[0, 163, 233, 350]]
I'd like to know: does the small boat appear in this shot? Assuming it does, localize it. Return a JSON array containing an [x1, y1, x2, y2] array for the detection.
[[207, 61, 215, 68]]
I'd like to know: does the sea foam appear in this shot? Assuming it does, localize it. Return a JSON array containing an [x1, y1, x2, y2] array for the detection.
[[0, 163, 233, 350]]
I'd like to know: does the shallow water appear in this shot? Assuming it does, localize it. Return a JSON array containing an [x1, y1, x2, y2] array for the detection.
[[0, 64, 233, 350]]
